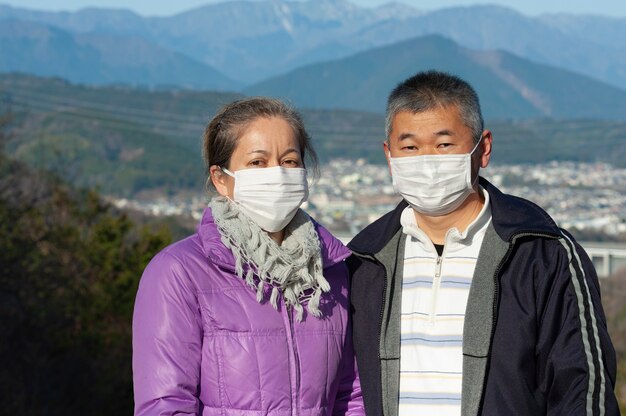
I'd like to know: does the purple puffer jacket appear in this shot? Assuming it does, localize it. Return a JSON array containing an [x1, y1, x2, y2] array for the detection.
[[133, 207, 364, 416]]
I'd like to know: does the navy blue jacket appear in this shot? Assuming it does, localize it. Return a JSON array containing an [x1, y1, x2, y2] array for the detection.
[[347, 177, 619, 415]]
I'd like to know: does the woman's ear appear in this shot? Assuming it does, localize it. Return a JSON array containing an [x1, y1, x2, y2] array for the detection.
[[209, 165, 229, 196]]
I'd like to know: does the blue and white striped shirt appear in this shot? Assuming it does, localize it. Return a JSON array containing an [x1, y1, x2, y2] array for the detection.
[[398, 188, 492, 416]]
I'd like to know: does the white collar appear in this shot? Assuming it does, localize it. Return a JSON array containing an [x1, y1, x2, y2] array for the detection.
[[400, 186, 492, 254]]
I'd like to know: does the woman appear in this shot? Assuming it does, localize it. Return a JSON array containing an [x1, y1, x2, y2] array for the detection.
[[132, 97, 364, 415]]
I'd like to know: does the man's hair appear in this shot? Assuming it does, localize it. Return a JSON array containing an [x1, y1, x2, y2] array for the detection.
[[385, 70, 484, 143]]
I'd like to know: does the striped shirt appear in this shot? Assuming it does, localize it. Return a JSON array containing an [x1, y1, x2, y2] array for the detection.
[[398, 188, 492, 416]]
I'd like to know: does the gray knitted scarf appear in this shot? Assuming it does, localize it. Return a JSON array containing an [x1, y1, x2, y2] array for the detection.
[[209, 196, 329, 321]]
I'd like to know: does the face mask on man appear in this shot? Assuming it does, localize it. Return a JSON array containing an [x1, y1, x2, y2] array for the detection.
[[388, 136, 482, 216], [221, 166, 309, 232]]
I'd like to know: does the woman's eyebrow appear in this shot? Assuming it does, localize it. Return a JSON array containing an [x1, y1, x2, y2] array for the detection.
[[279, 148, 299, 158]]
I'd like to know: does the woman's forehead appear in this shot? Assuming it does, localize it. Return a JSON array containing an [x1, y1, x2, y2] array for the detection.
[[233, 117, 300, 154]]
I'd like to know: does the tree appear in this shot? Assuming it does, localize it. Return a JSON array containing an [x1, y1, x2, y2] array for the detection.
[[0, 115, 172, 414]]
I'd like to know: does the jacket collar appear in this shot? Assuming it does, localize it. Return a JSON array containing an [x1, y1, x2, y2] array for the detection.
[[479, 177, 561, 241], [348, 199, 407, 256], [348, 176, 562, 256], [196, 207, 351, 270]]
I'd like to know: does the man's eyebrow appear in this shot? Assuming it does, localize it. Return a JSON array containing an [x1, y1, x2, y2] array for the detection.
[[435, 129, 455, 137], [397, 133, 415, 141], [397, 130, 455, 141]]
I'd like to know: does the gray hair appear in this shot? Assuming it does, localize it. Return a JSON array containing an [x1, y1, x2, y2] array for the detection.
[[203, 97, 318, 191], [385, 70, 484, 143]]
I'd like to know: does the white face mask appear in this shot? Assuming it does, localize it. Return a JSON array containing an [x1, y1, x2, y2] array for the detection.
[[222, 166, 309, 232], [389, 137, 482, 217]]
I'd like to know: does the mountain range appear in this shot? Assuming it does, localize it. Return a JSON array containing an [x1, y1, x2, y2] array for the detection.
[[245, 34, 626, 118], [1, 0, 625, 92], [0, 18, 238, 90]]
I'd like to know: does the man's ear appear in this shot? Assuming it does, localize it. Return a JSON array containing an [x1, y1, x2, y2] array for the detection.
[[209, 165, 229, 196], [479, 130, 493, 169], [383, 140, 392, 175]]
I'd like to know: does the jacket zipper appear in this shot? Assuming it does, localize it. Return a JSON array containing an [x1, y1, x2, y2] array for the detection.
[[352, 249, 390, 416], [288, 306, 301, 416], [282, 300, 300, 416], [487, 231, 559, 343], [354, 231, 413, 415], [378, 266, 388, 415], [476, 230, 560, 415], [366, 233, 403, 416]]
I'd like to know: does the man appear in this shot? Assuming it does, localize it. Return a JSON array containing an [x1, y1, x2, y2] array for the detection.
[[347, 70, 618, 416]]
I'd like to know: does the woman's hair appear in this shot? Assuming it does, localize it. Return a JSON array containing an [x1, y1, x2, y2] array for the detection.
[[203, 97, 318, 191]]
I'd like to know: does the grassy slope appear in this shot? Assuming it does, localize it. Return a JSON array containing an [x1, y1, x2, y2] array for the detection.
[[1, 73, 624, 198]]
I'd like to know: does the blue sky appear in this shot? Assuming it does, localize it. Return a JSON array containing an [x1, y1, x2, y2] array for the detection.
[[3, 0, 626, 17]]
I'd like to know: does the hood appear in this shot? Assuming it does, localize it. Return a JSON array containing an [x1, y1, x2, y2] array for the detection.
[[196, 207, 351, 270], [349, 177, 562, 256]]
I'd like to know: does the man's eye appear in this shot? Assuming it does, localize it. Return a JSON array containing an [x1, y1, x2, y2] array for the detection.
[[402, 146, 418, 151]]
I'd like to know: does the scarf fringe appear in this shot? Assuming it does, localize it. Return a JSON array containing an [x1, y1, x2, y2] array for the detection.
[[209, 196, 328, 321]]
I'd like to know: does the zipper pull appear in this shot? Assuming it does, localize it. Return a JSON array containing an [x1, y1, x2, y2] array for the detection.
[[430, 256, 444, 326], [435, 256, 443, 278]]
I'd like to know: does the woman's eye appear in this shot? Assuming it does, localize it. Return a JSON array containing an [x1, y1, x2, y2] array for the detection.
[[282, 159, 300, 167], [249, 160, 265, 167]]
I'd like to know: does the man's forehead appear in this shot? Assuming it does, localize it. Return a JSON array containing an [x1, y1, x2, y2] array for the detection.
[[394, 103, 461, 118], [391, 106, 464, 132]]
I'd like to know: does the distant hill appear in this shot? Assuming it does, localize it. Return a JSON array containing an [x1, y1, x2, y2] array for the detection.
[[0, 74, 242, 196], [2, 74, 624, 198], [0, 19, 239, 90], [538, 13, 626, 51], [245, 35, 626, 119], [1, 2, 626, 90]]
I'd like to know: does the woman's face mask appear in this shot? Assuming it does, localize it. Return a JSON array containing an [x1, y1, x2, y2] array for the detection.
[[221, 166, 308, 232]]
